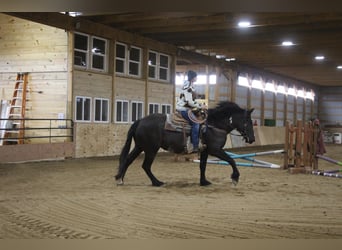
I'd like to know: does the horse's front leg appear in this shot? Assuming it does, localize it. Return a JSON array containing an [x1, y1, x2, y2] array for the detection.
[[211, 149, 240, 185], [199, 150, 211, 186]]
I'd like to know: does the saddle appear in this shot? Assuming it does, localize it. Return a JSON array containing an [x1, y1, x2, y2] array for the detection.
[[164, 110, 207, 154], [164, 112, 191, 133]]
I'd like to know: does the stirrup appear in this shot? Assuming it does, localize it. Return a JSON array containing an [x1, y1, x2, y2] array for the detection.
[[198, 141, 207, 151]]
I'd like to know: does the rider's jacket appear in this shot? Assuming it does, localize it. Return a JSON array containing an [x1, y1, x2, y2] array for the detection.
[[176, 80, 202, 111]]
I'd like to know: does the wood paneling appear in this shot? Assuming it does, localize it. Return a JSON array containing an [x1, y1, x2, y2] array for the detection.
[[0, 14, 69, 143]]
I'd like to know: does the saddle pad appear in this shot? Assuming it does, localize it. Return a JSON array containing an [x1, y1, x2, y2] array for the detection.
[[164, 113, 191, 132]]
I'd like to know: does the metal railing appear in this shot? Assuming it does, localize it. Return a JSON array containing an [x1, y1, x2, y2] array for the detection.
[[0, 118, 74, 144]]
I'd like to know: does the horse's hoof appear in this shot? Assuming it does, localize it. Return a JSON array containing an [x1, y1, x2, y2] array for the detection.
[[231, 179, 238, 187], [152, 181, 165, 187], [116, 178, 124, 186], [200, 180, 212, 186]]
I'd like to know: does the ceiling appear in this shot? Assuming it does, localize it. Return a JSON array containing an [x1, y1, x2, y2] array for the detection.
[[82, 12, 342, 87]]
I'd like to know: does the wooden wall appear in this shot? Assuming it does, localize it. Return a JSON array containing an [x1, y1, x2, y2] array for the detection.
[[319, 87, 342, 127], [74, 123, 127, 158], [73, 74, 175, 158], [0, 13, 70, 144], [73, 70, 112, 99]]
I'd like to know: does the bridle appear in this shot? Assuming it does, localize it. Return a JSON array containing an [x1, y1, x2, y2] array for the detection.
[[228, 110, 250, 141]]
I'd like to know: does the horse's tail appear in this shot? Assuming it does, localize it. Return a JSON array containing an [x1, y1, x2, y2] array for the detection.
[[115, 120, 140, 180]]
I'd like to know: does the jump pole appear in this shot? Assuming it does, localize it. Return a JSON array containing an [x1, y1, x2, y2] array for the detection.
[[226, 151, 281, 168], [311, 170, 342, 178], [316, 154, 342, 167], [193, 159, 274, 168], [226, 149, 284, 159]]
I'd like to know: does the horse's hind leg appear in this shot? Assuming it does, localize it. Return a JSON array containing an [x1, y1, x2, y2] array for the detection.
[[116, 147, 142, 185], [142, 151, 164, 187]]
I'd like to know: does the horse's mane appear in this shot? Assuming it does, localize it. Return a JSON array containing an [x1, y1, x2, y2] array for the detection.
[[207, 101, 244, 122]]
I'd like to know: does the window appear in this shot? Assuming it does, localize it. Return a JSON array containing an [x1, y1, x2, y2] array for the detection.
[[74, 32, 108, 72], [74, 33, 88, 68], [149, 103, 159, 114], [115, 100, 129, 123], [75, 96, 91, 122], [91, 37, 107, 70], [131, 101, 143, 122], [159, 54, 169, 81], [115, 43, 126, 74], [161, 104, 172, 115], [115, 43, 142, 77], [94, 98, 109, 122], [148, 51, 170, 81], [148, 52, 157, 78], [128, 46, 141, 76]]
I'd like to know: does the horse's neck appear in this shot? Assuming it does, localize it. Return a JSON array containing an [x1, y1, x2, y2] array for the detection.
[[208, 116, 234, 134]]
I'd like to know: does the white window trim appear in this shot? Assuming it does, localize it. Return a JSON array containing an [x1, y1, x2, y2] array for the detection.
[[115, 99, 129, 123], [158, 53, 170, 82], [161, 103, 172, 114], [128, 46, 142, 77], [94, 98, 110, 123], [148, 103, 160, 114], [115, 42, 127, 75], [90, 36, 108, 72], [131, 101, 144, 123], [148, 50, 170, 82], [115, 42, 142, 78], [148, 51, 158, 80], [74, 32, 108, 73], [75, 96, 92, 123], [74, 33, 89, 70]]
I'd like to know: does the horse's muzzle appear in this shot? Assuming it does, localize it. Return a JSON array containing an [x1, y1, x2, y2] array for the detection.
[[244, 136, 255, 144]]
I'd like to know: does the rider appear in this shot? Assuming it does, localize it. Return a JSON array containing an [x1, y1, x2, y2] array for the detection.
[[176, 70, 203, 153]]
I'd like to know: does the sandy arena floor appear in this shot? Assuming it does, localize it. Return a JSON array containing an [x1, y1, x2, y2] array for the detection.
[[0, 144, 341, 239]]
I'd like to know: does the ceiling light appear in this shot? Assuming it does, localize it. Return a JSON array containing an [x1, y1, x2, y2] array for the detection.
[[315, 55, 325, 61], [238, 21, 251, 28], [225, 58, 236, 62], [337, 65, 342, 69], [282, 41, 294, 46], [215, 55, 225, 59]]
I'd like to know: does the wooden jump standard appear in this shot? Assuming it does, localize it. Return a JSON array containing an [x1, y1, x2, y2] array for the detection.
[[283, 120, 320, 173]]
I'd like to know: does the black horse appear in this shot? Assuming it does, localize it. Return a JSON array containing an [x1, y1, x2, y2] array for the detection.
[[115, 101, 255, 186]]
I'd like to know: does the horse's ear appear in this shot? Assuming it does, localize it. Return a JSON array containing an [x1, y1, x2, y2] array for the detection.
[[249, 108, 254, 113]]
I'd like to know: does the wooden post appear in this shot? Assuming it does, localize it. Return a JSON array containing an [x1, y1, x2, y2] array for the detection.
[[283, 121, 290, 169], [313, 123, 319, 170], [303, 121, 309, 167], [294, 120, 303, 168], [289, 123, 295, 166]]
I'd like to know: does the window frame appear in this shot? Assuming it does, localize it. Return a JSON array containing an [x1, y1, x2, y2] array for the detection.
[[75, 96, 92, 122], [90, 36, 108, 72], [148, 51, 157, 79], [115, 42, 142, 78], [115, 99, 129, 123], [74, 32, 108, 73], [94, 97, 110, 123], [148, 50, 170, 82], [158, 53, 170, 81], [115, 42, 127, 75], [128, 46, 142, 77], [74, 33, 89, 69], [131, 101, 144, 123], [161, 103, 172, 115], [148, 103, 160, 114]]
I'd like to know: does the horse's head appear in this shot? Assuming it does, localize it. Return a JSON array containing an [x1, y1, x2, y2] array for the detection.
[[231, 108, 255, 144]]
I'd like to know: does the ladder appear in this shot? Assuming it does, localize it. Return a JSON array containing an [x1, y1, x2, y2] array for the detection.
[[3, 73, 29, 145]]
